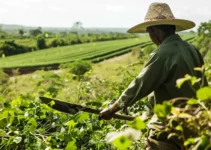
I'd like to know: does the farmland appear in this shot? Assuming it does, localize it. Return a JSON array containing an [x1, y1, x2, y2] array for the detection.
[[0, 23, 210, 149], [0, 34, 194, 69]]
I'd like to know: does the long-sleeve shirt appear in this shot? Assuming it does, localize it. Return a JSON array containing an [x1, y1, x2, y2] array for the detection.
[[118, 34, 207, 109]]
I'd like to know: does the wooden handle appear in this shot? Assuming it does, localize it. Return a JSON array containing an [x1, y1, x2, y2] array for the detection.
[[112, 113, 135, 121]]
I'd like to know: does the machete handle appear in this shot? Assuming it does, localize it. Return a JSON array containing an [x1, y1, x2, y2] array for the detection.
[[112, 113, 135, 121]]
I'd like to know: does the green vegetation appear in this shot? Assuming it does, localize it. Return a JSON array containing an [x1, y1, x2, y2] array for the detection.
[[60, 60, 92, 76], [0, 20, 210, 149], [194, 21, 211, 61], [0, 38, 150, 69], [0, 34, 194, 69]]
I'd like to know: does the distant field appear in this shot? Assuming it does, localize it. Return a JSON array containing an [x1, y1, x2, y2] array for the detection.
[[0, 34, 195, 69]]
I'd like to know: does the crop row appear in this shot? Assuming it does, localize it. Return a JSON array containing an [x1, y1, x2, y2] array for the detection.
[[0, 37, 150, 68], [0, 35, 194, 69]]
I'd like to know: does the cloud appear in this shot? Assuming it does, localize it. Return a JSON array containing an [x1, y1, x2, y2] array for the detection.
[[105, 4, 125, 13]]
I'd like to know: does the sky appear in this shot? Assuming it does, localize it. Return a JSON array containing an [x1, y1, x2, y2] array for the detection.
[[0, 0, 210, 30]]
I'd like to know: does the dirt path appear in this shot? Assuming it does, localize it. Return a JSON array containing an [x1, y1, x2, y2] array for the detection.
[[99, 53, 131, 63]]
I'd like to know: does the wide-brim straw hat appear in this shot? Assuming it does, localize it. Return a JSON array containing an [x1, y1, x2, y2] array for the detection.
[[128, 2, 195, 33]]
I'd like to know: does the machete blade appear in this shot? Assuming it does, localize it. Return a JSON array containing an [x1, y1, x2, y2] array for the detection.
[[39, 96, 135, 121], [39, 96, 80, 114]]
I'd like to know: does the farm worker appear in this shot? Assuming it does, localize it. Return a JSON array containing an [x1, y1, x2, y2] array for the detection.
[[99, 2, 208, 150]]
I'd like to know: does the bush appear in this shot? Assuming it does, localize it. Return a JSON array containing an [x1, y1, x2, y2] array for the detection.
[[37, 37, 46, 49], [0, 70, 9, 84], [50, 38, 67, 47], [60, 60, 92, 76], [0, 40, 31, 56]]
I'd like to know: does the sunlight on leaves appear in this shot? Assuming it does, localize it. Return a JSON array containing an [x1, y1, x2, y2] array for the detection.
[[75, 112, 89, 123], [127, 116, 146, 130], [194, 67, 203, 72], [50, 100, 55, 106], [175, 125, 183, 132], [154, 102, 172, 120], [65, 120, 76, 129], [106, 128, 141, 149], [65, 140, 77, 150], [187, 99, 199, 105], [106, 132, 132, 150], [196, 87, 211, 100], [184, 138, 196, 146], [13, 136, 22, 144], [113, 135, 132, 150], [176, 75, 191, 88]]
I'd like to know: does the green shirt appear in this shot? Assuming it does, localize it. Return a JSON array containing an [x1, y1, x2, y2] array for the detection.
[[118, 34, 207, 109]]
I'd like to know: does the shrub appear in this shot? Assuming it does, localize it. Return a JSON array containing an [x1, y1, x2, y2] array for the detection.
[[60, 60, 92, 76], [50, 38, 67, 47], [37, 37, 46, 49], [0, 70, 9, 84], [0, 40, 31, 56]]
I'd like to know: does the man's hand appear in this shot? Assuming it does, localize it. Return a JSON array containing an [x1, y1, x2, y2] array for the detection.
[[99, 101, 121, 120], [99, 108, 113, 120]]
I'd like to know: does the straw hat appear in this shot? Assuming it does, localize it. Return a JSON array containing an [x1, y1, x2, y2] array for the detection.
[[128, 2, 195, 33]]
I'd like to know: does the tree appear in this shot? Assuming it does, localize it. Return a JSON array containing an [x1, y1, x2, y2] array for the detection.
[[195, 20, 211, 57], [71, 21, 84, 44], [29, 27, 42, 37], [19, 29, 24, 37], [37, 36, 46, 50]]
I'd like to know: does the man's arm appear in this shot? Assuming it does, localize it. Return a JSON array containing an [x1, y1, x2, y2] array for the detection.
[[99, 52, 168, 120]]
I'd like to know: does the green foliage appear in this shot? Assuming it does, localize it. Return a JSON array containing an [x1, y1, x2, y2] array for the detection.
[[152, 71, 211, 149], [37, 36, 47, 50], [142, 44, 156, 55], [37, 72, 64, 97], [50, 37, 67, 47], [0, 70, 9, 84], [0, 96, 110, 149], [29, 27, 42, 37], [154, 101, 172, 121], [0, 30, 208, 150], [0, 40, 32, 56], [127, 117, 146, 130], [69, 60, 92, 76], [194, 21, 211, 59]]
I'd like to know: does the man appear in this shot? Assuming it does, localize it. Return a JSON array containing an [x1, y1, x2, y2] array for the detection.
[[99, 2, 208, 150]]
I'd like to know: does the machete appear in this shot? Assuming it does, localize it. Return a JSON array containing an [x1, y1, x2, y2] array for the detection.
[[39, 96, 135, 121]]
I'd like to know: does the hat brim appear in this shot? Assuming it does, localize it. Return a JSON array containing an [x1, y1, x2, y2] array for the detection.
[[127, 19, 195, 33]]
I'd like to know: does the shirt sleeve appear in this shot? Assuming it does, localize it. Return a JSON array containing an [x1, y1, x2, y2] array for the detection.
[[118, 51, 168, 109]]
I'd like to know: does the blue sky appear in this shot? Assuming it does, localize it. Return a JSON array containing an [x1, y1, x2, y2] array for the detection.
[[0, 0, 210, 30]]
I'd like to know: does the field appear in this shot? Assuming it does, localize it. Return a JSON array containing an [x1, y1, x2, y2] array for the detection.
[[0, 34, 194, 69], [2, 31, 211, 150]]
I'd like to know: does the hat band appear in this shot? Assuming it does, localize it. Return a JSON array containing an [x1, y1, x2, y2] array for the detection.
[[145, 15, 175, 22]]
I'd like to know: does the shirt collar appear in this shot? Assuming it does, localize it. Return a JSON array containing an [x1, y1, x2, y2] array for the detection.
[[161, 34, 182, 46]]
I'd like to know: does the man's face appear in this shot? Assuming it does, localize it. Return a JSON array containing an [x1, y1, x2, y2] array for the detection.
[[146, 26, 161, 46]]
